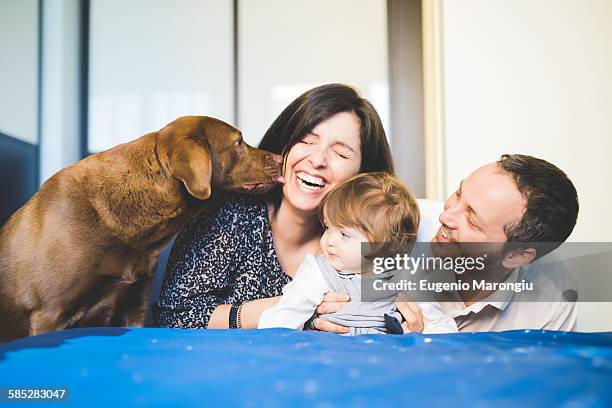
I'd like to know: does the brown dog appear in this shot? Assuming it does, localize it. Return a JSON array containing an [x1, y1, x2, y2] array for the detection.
[[0, 116, 281, 342]]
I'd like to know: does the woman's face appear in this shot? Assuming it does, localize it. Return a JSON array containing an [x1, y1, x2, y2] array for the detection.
[[282, 111, 362, 212]]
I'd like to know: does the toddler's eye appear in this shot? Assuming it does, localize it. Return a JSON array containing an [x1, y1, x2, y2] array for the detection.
[[341, 232, 350, 238]]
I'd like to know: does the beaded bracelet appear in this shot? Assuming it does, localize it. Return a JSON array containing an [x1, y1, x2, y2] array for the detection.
[[229, 303, 241, 329], [236, 302, 245, 329], [229, 302, 246, 329]]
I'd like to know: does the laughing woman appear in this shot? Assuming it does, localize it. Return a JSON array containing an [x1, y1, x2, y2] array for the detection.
[[156, 84, 394, 332]]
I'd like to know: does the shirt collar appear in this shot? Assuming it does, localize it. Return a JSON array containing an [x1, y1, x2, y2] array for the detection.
[[445, 267, 520, 317]]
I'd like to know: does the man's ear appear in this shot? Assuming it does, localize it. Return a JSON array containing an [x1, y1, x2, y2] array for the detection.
[[171, 138, 212, 200], [501, 248, 537, 269]]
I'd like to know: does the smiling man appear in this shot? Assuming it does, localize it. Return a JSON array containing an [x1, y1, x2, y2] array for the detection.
[[397, 154, 580, 332]]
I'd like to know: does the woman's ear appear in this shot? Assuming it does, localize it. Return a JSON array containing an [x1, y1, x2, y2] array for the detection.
[[501, 248, 537, 270], [171, 138, 212, 200]]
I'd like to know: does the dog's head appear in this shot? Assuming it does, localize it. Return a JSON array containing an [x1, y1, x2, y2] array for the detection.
[[159, 116, 282, 200]]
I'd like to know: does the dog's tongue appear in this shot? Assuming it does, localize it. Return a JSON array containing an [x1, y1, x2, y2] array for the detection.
[[275, 176, 286, 184]]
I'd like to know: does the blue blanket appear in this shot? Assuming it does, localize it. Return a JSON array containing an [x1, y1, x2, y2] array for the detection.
[[1, 328, 611, 407]]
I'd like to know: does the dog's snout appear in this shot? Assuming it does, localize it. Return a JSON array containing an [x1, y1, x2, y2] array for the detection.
[[268, 153, 283, 165], [263, 153, 282, 173]]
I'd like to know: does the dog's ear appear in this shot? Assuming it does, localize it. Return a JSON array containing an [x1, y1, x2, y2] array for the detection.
[[171, 138, 212, 200]]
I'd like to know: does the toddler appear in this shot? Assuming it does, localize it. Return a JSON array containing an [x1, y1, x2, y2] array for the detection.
[[258, 172, 457, 335]]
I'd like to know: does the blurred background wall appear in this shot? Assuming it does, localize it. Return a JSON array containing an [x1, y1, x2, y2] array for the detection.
[[422, 0, 612, 332], [0, 0, 610, 330], [0, 0, 39, 227]]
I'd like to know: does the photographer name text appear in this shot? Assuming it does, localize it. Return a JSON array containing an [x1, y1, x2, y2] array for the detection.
[[373, 279, 534, 293]]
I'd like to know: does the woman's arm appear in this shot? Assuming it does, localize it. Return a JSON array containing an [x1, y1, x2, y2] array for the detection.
[[211, 255, 341, 330], [257, 254, 330, 330], [158, 196, 291, 329], [210, 292, 353, 330], [157, 198, 239, 328], [208, 296, 281, 329]]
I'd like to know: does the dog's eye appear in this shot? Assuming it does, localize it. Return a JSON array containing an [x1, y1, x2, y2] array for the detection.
[[234, 139, 243, 147]]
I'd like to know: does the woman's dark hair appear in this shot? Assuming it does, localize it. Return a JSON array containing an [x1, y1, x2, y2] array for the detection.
[[259, 83, 393, 169], [258, 83, 394, 207], [499, 154, 579, 258]]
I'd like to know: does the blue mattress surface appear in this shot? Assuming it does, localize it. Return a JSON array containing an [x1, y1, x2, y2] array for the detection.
[[0, 328, 611, 407]]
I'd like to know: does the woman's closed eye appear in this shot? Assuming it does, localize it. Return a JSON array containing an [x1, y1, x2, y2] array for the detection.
[[332, 145, 354, 160], [333, 150, 349, 159], [300, 135, 318, 144]]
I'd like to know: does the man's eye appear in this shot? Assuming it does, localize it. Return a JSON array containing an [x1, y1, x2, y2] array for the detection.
[[468, 217, 480, 230]]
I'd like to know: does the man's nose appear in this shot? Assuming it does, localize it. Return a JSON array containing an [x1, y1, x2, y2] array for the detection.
[[439, 204, 460, 229]]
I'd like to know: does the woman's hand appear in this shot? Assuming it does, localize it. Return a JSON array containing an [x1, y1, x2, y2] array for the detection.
[[209, 296, 281, 329], [310, 292, 351, 334], [395, 300, 424, 333]]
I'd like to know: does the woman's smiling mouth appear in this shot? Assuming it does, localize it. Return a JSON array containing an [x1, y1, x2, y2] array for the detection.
[[296, 171, 326, 192]]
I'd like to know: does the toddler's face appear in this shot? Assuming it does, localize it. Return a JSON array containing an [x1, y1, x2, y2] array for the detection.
[[320, 220, 368, 274]]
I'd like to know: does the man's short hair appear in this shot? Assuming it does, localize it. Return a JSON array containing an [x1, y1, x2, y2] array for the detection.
[[498, 154, 579, 257]]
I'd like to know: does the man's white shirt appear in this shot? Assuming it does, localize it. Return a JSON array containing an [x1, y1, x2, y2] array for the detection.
[[415, 199, 577, 332]]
